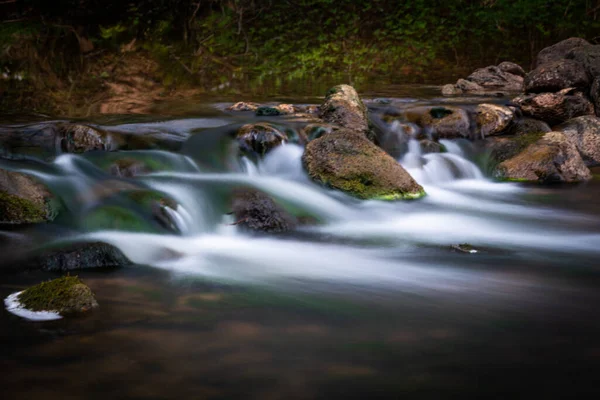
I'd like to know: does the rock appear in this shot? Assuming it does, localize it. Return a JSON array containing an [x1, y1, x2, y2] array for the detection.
[[442, 84, 462, 96], [16, 276, 98, 316], [456, 78, 485, 93], [420, 106, 471, 139], [419, 139, 443, 154], [498, 61, 526, 77], [485, 118, 552, 164], [535, 37, 590, 67], [566, 45, 600, 80], [524, 59, 590, 93], [109, 158, 152, 177], [319, 84, 371, 138], [302, 123, 335, 142], [58, 123, 115, 153], [556, 116, 600, 166], [592, 77, 600, 117], [302, 129, 425, 200], [475, 103, 514, 137], [236, 123, 287, 156], [0, 167, 55, 224], [467, 66, 524, 91], [228, 102, 260, 111], [28, 241, 132, 271], [496, 131, 591, 183], [274, 104, 296, 115], [255, 106, 281, 116], [506, 118, 552, 136], [231, 189, 297, 233], [512, 88, 595, 125]]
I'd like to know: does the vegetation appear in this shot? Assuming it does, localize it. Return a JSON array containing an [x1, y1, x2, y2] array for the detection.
[[1, 0, 599, 113]]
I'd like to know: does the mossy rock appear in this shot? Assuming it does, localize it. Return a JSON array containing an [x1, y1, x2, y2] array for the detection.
[[0, 168, 55, 224], [18, 276, 99, 316], [302, 123, 335, 142], [319, 84, 372, 139], [475, 103, 514, 137], [303, 129, 425, 200], [0, 191, 47, 223]]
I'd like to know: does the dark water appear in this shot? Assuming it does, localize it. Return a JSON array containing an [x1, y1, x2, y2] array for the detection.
[[2, 88, 600, 399]]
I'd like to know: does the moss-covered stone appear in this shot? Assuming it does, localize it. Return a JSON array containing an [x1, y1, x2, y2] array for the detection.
[[0, 192, 46, 223], [319, 84, 372, 139], [0, 168, 54, 224], [18, 276, 98, 315], [303, 129, 425, 200]]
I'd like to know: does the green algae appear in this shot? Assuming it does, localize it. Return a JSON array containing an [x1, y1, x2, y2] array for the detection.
[[18, 276, 98, 315]]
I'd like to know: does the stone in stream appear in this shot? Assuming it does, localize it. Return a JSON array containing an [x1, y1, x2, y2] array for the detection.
[[303, 129, 425, 200], [495, 131, 591, 183], [231, 189, 298, 233], [108, 158, 153, 177], [11, 276, 98, 318], [0, 167, 56, 224], [228, 102, 260, 111], [524, 59, 590, 94], [556, 116, 600, 167], [301, 123, 335, 142], [497, 61, 526, 77], [466, 65, 524, 92], [319, 84, 373, 140], [418, 106, 471, 139], [485, 118, 552, 165], [58, 123, 116, 153], [535, 37, 591, 68], [512, 88, 595, 126], [236, 123, 287, 157], [25, 242, 132, 272], [565, 44, 600, 79], [475, 103, 515, 138]]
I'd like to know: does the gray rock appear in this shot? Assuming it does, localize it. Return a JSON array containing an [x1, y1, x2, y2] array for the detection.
[[556, 116, 600, 166], [498, 61, 526, 77], [420, 106, 471, 139], [442, 84, 462, 96], [0, 167, 55, 224], [29, 241, 132, 272], [475, 103, 515, 137], [467, 66, 524, 91], [535, 37, 591, 67], [456, 78, 484, 93], [512, 88, 595, 126], [524, 59, 590, 93], [231, 189, 297, 233], [566, 45, 600, 79]]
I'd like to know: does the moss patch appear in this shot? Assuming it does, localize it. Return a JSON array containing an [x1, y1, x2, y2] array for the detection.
[[18, 276, 98, 315], [0, 191, 47, 223]]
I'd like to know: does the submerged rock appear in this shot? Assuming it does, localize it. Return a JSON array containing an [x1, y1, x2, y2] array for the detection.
[[556, 116, 600, 167], [524, 59, 590, 93], [236, 123, 287, 156], [0, 167, 55, 224], [496, 131, 591, 183], [255, 106, 282, 116], [274, 104, 296, 115], [28, 241, 132, 272], [303, 129, 425, 200], [512, 89, 595, 125], [419, 139, 443, 154], [456, 78, 485, 93], [535, 37, 590, 68], [442, 84, 463, 96], [475, 103, 514, 138], [319, 84, 371, 139], [16, 276, 98, 316], [109, 158, 153, 177], [231, 189, 297, 233]]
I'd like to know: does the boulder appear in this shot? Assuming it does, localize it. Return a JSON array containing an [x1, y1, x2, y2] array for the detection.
[[302, 123, 335, 142], [27, 241, 132, 271], [319, 84, 371, 138], [475, 103, 515, 137], [236, 123, 287, 156], [231, 189, 297, 233], [512, 88, 595, 125], [255, 106, 282, 116], [524, 59, 590, 93], [274, 104, 296, 115], [556, 116, 600, 166], [466, 66, 524, 91], [506, 118, 552, 136], [228, 102, 260, 111], [535, 37, 591, 67], [456, 78, 485, 93], [419, 139, 443, 154], [420, 106, 471, 139], [442, 84, 463, 96], [303, 129, 425, 200], [58, 123, 116, 153], [496, 131, 591, 183], [498, 61, 526, 77], [485, 118, 552, 164], [16, 276, 98, 316], [0, 167, 55, 224], [566, 45, 600, 80], [591, 77, 600, 117]]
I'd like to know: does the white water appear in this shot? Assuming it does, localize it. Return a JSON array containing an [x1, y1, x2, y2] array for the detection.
[[4, 292, 62, 321]]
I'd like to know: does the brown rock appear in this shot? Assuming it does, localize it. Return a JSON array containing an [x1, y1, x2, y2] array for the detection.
[[475, 103, 514, 138], [231, 189, 297, 233], [227, 102, 260, 111], [319, 84, 371, 139], [556, 116, 600, 167], [512, 89, 595, 126], [467, 66, 524, 91], [236, 123, 287, 156], [0, 167, 54, 224], [498, 61, 526, 77]]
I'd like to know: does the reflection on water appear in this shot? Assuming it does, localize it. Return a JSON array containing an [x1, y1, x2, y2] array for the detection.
[[2, 89, 600, 398]]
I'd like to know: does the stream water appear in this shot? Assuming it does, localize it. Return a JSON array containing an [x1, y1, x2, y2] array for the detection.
[[2, 87, 600, 399]]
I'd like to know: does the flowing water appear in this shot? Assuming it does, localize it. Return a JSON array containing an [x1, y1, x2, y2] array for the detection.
[[2, 88, 600, 399]]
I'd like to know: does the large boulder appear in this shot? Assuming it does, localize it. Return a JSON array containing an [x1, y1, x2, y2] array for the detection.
[[556, 116, 600, 166], [524, 60, 590, 93], [535, 37, 591, 67], [498, 61, 526, 77], [565, 45, 600, 79], [512, 88, 595, 125], [475, 103, 515, 138], [231, 189, 298, 233], [303, 129, 425, 200], [0, 168, 55, 224], [236, 123, 287, 157], [15, 276, 98, 316], [26, 241, 133, 272], [496, 131, 591, 183], [319, 84, 371, 138], [466, 66, 524, 91]]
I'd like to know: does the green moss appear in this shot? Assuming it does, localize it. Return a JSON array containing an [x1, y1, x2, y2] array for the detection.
[[18, 276, 98, 315], [0, 192, 46, 223], [83, 205, 156, 232]]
